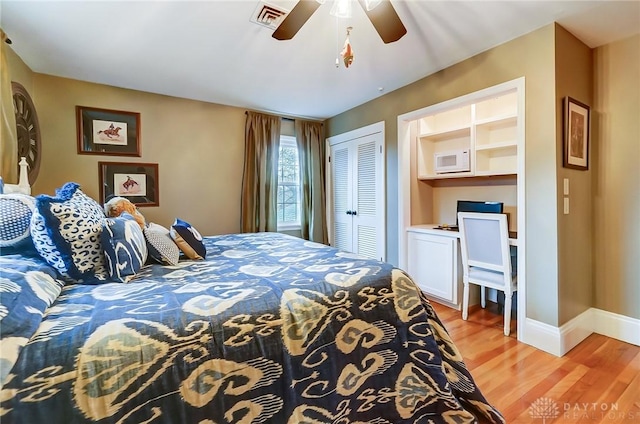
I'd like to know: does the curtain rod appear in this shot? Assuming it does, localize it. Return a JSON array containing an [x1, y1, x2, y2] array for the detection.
[[244, 110, 324, 124]]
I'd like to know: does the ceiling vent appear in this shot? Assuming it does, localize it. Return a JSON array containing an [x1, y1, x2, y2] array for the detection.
[[250, 1, 289, 30]]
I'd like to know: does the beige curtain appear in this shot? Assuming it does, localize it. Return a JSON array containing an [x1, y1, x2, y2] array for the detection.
[[0, 30, 18, 183], [295, 119, 327, 243], [241, 111, 281, 233]]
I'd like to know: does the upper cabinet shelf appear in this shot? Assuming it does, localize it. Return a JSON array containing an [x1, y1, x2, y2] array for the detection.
[[416, 88, 520, 180], [419, 126, 470, 141], [475, 90, 517, 121], [419, 105, 471, 137]]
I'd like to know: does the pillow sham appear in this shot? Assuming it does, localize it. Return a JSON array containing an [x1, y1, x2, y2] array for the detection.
[[30, 182, 108, 283], [101, 212, 148, 283], [170, 218, 206, 260], [144, 222, 179, 266], [0, 193, 36, 255]]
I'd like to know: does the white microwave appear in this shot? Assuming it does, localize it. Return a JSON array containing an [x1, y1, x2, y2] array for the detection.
[[434, 149, 470, 174]]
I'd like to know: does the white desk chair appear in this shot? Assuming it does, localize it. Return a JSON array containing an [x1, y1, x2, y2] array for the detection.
[[458, 212, 517, 336]]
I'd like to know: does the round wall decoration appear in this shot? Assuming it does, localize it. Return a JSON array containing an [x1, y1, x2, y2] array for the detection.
[[11, 81, 41, 184]]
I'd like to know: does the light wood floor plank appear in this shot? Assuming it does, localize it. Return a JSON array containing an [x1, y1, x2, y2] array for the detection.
[[431, 301, 640, 423]]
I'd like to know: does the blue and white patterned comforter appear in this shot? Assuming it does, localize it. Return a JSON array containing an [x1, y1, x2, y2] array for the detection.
[[0, 232, 504, 423]]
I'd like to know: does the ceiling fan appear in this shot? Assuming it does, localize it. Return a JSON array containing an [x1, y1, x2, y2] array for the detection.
[[272, 0, 407, 44]]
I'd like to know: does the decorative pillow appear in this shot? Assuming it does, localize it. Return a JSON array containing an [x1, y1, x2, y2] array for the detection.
[[30, 182, 108, 283], [0, 194, 36, 255], [144, 222, 179, 266], [101, 212, 148, 283], [170, 218, 206, 260], [0, 255, 65, 386]]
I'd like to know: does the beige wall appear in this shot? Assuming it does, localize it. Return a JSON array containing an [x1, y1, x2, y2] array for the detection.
[[7, 47, 247, 237], [428, 179, 517, 232], [5, 45, 33, 96], [593, 34, 640, 320], [327, 24, 560, 325], [555, 25, 594, 325]]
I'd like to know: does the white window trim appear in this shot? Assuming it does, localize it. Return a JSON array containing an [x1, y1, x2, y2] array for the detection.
[[277, 135, 301, 231]]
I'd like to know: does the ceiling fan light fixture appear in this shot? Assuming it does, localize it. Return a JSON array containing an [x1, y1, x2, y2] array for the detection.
[[330, 0, 352, 19], [363, 0, 382, 11]]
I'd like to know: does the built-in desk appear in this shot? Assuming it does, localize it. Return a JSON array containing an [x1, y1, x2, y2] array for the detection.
[[405, 224, 517, 308], [407, 224, 518, 246]]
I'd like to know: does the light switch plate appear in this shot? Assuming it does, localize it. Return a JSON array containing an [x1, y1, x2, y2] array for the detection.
[[564, 197, 569, 214], [563, 178, 569, 196]]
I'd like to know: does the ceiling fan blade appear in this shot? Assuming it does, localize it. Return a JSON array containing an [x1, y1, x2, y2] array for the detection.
[[358, 0, 407, 44], [272, 0, 322, 40]]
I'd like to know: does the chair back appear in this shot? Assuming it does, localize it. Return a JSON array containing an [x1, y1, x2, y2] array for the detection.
[[458, 212, 512, 289]]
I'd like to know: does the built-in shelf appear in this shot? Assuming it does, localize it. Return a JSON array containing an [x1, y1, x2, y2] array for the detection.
[[475, 141, 517, 151], [419, 126, 471, 141], [416, 89, 519, 180]]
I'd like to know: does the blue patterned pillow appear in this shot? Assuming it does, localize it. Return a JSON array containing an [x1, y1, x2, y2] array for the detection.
[[170, 218, 206, 260], [144, 223, 179, 266], [101, 212, 148, 283], [0, 255, 65, 385], [0, 194, 36, 255], [30, 182, 108, 283]]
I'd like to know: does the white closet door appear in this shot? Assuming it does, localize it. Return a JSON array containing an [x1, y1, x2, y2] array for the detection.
[[353, 135, 380, 260], [331, 143, 352, 253], [329, 131, 385, 261]]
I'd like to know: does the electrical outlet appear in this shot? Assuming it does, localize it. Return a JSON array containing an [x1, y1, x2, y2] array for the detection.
[[564, 197, 569, 215]]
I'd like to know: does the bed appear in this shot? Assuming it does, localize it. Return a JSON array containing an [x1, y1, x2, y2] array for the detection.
[[0, 183, 504, 424]]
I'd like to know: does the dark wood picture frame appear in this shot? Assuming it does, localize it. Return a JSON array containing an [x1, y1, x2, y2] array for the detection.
[[99, 162, 159, 207], [77, 106, 141, 156], [563, 96, 590, 170]]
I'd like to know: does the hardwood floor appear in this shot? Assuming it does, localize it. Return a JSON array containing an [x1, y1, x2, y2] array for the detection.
[[432, 301, 640, 423]]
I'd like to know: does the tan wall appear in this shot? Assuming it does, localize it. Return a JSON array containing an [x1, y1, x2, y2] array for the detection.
[[593, 34, 640, 320], [5, 45, 33, 95], [428, 179, 517, 232], [555, 25, 594, 325], [327, 24, 560, 325], [6, 47, 247, 237]]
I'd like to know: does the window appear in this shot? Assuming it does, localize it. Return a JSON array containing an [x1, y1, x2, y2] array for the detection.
[[277, 135, 300, 230]]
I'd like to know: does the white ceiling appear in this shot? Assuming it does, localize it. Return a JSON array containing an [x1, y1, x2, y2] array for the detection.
[[2, 0, 639, 120]]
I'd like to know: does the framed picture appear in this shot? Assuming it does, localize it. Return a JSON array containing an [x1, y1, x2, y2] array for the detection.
[[563, 97, 590, 170], [77, 106, 141, 156], [99, 162, 159, 207]]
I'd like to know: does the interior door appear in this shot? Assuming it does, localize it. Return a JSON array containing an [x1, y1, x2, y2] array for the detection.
[[352, 134, 380, 260], [331, 143, 352, 253], [329, 131, 384, 261]]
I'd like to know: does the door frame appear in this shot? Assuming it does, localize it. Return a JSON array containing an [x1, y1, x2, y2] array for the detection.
[[326, 121, 386, 260]]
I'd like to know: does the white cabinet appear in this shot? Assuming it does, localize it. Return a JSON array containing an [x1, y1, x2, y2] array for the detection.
[[329, 132, 385, 261], [406, 228, 461, 305], [416, 88, 520, 179]]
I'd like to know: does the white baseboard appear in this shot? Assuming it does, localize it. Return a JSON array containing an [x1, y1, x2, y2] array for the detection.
[[523, 308, 639, 357], [523, 318, 563, 356], [591, 308, 640, 346]]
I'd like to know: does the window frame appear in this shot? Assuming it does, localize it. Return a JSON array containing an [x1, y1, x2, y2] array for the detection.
[[276, 135, 301, 231]]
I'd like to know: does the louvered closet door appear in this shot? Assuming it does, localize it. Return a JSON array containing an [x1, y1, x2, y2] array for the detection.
[[352, 135, 379, 260], [331, 143, 353, 253], [329, 133, 384, 261]]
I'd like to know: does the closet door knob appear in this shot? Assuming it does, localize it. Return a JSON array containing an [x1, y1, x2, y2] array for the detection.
[[352, 210, 357, 216]]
